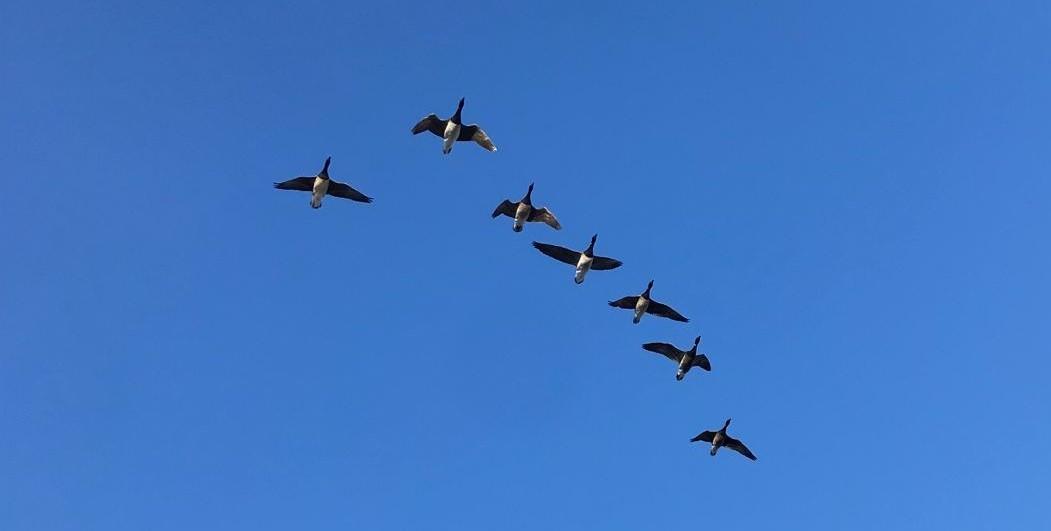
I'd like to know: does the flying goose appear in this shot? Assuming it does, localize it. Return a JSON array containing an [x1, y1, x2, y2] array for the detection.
[[642, 335, 710, 381], [690, 418, 757, 461], [608, 280, 688, 324], [273, 157, 372, 209], [492, 183, 561, 232], [412, 98, 497, 154], [532, 234, 622, 284]]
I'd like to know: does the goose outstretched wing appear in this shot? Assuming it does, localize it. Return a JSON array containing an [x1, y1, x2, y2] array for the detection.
[[528, 207, 561, 229], [646, 300, 688, 322], [273, 176, 315, 192], [609, 296, 640, 309], [590, 256, 623, 271], [723, 436, 757, 460], [492, 200, 517, 218], [642, 342, 683, 363], [459, 124, 497, 151], [412, 114, 446, 136], [532, 242, 580, 266], [326, 181, 373, 203]]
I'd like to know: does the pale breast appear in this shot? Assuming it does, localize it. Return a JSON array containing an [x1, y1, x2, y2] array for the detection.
[[312, 177, 328, 195]]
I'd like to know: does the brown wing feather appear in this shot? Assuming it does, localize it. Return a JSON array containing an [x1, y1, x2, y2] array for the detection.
[[590, 256, 623, 271], [691, 353, 711, 371], [527, 207, 561, 229], [459, 124, 497, 151], [532, 242, 581, 266], [273, 176, 315, 192], [642, 342, 683, 363], [412, 114, 445, 136], [691, 430, 717, 443], [608, 296, 639, 309], [492, 200, 517, 218], [723, 436, 757, 460], [326, 181, 372, 203], [646, 300, 688, 322]]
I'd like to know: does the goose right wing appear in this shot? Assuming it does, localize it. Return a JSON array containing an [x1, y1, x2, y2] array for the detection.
[[492, 200, 517, 219], [411, 114, 446, 137], [690, 430, 717, 443], [590, 256, 623, 271], [273, 176, 315, 192], [532, 242, 581, 266], [642, 342, 683, 363], [527, 207, 561, 229], [608, 296, 640, 309], [533, 240, 584, 264]]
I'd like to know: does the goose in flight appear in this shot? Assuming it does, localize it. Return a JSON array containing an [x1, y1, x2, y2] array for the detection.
[[532, 234, 622, 284], [642, 335, 710, 381], [492, 183, 561, 232], [412, 98, 497, 154], [273, 157, 372, 209], [690, 418, 757, 461], [608, 280, 688, 324]]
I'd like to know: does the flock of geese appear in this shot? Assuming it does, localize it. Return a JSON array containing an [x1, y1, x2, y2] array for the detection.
[[273, 97, 758, 462]]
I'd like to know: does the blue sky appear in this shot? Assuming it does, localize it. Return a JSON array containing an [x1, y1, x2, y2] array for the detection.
[[2, 1, 1050, 529]]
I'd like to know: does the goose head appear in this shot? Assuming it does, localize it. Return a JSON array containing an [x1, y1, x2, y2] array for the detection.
[[318, 156, 332, 179], [522, 182, 534, 204], [676, 369, 685, 381], [452, 97, 465, 122], [585, 234, 597, 255]]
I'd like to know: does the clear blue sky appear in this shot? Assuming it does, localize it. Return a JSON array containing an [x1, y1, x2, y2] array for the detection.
[[2, 1, 1049, 529]]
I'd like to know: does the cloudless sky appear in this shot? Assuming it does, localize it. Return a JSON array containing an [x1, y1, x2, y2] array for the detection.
[[3, 1, 1050, 529]]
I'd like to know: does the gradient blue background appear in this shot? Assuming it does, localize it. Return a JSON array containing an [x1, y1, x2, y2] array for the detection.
[[3, 1, 1049, 529]]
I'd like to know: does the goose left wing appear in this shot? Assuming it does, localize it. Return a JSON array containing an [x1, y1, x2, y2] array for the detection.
[[492, 200, 517, 218], [642, 342, 683, 363], [590, 256, 623, 271], [691, 353, 711, 371], [723, 436, 758, 460], [273, 176, 316, 192], [527, 207, 561, 229], [326, 181, 373, 203], [646, 300, 688, 322], [459, 124, 497, 152], [412, 114, 446, 136], [690, 430, 717, 443], [532, 242, 581, 266]]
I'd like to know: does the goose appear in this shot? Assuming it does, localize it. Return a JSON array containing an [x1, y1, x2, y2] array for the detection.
[[608, 280, 688, 324], [273, 157, 372, 209], [642, 335, 710, 381], [532, 234, 622, 284], [412, 98, 497, 154], [690, 418, 757, 461], [492, 183, 561, 232]]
